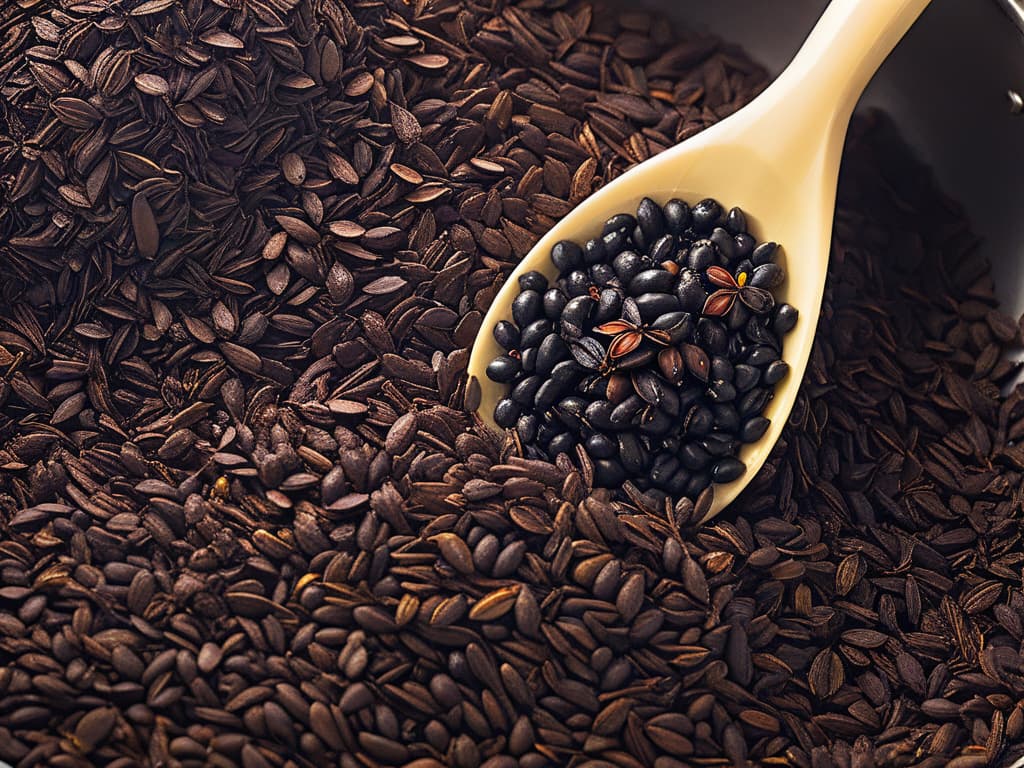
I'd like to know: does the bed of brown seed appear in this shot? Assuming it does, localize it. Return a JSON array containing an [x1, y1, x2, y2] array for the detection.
[[2, 0, 1024, 767]]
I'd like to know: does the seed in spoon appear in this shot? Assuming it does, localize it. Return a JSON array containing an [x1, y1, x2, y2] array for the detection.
[[484, 196, 795, 503]]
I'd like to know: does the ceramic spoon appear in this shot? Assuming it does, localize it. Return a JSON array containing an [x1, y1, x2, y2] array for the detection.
[[466, 0, 932, 521]]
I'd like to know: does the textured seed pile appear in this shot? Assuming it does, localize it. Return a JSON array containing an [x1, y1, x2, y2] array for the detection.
[[1, 1, 1024, 767], [485, 196, 794, 499]]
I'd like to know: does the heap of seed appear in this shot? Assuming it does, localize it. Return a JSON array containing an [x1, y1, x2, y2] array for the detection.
[[486, 196, 795, 500], [1, 0, 1024, 766]]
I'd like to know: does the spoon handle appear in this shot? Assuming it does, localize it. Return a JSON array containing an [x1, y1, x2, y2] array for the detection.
[[767, 0, 933, 131]]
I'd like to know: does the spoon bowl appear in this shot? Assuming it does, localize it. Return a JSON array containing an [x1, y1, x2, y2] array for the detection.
[[467, 0, 932, 522]]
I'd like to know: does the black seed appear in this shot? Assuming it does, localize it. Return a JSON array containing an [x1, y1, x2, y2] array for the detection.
[[594, 459, 625, 487], [650, 311, 694, 344], [739, 416, 770, 443], [763, 359, 790, 385], [686, 240, 716, 271], [494, 398, 519, 428], [512, 290, 543, 326], [773, 303, 799, 334], [603, 213, 636, 235], [510, 375, 542, 406], [648, 233, 676, 264], [708, 379, 736, 403], [601, 229, 629, 258], [739, 387, 771, 418], [691, 198, 722, 232], [746, 345, 778, 367], [516, 414, 538, 443], [650, 453, 679, 486], [595, 288, 623, 324], [543, 288, 567, 320], [750, 263, 784, 289], [520, 319, 552, 349], [710, 356, 734, 382], [566, 270, 592, 297], [548, 432, 575, 457], [617, 433, 647, 474], [684, 406, 713, 436], [676, 269, 708, 313], [725, 207, 747, 235], [537, 334, 568, 376], [638, 409, 673, 436], [551, 240, 583, 271], [629, 269, 674, 295], [710, 228, 735, 262], [680, 442, 711, 471], [733, 364, 760, 392], [637, 197, 667, 242], [562, 295, 595, 328], [584, 400, 617, 431], [702, 433, 737, 457], [734, 232, 756, 259], [584, 237, 607, 264], [589, 263, 617, 287], [712, 404, 741, 432], [664, 199, 691, 233], [521, 346, 537, 373], [493, 321, 519, 350], [751, 241, 778, 265], [697, 319, 728, 354], [518, 270, 548, 292], [550, 360, 583, 389], [711, 457, 745, 483], [635, 292, 679, 320], [534, 378, 563, 410], [611, 394, 644, 425], [612, 251, 643, 283], [617, 347, 657, 370], [486, 355, 521, 383], [585, 433, 617, 459]]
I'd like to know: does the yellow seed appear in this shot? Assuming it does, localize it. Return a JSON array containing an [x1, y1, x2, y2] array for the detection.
[[737, 272, 748, 287], [212, 476, 229, 499]]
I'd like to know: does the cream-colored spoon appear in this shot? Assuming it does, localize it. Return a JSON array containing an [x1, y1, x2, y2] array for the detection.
[[467, 0, 931, 521]]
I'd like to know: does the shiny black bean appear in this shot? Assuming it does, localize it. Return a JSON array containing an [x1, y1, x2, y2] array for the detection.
[[637, 197, 667, 241], [733, 364, 760, 392], [667, 468, 691, 494], [561, 295, 595, 328], [616, 347, 657, 370], [726, 301, 750, 331], [702, 433, 738, 457], [638, 410, 673, 437], [773, 303, 798, 334], [710, 357, 733, 382], [584, 237, 606, 265], [629, 269, 674, 295], [750, 263, 784, 289], [631, 225, 647, 252], [708, 379, 736, 403], [543, 288, 567, 320], [520, 319, 551, 349], [684, 405, 713, 437], [534, 378, 563, 410], [710, 228, 735, 262], [537, 334, 568, 376], [565, 270, 592, 297], [493, 320, 519, 350], [686, 472, 711, 498], [686, 240, 716, 271], [518, 270, 548, 292], [697, 319, 728, 354], [663, 199, 690, 234], [751, 241, 777, 266], [585, 433, 617, 459], [650, 453, 679, 486], [595, 288, 623, 324], [613, 251, 643, 283], [548, 432, 575, 457], [611, 394, 644, 425], [584, 400, 617, 431], [520, 346, 537, 373], [551, 240, 583, 271], [739, 416, 770, 443], [594, 459, 626, 487], [675, 269, 708, 314], [739, 387, 771, 418], [648, 233, 675, 264], [603, 213, 636, 235], [516, 414, 538, 443], [691, 198, 722, 232], [494, 398, 519, 428], [580, 374, 608, 399], [537, 421, 560, 447], [510, 375, 542, 406], [635, 292, 679, 320], [712, 404, 741, 432], [589, 263, 617, 287], [744, 317, 778, 347], [650, 311, 694, 344], [763, 359, 790, 385], [725, 207, 747, 235], [658, 387, 680, 417], [733, 232, 756, 260], [550, 360, 583, 389], [512, 290, 543, 327], [486, 355, 521, 383], [711, 458, 745, 483], [746, 345, 778, 367], [680, 442, 711, 471], [617, 433, 647, 474], [602, 229, 629, 258]]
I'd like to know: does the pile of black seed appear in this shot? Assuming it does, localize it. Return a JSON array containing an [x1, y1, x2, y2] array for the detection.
[[487, 196, 797, 499]]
